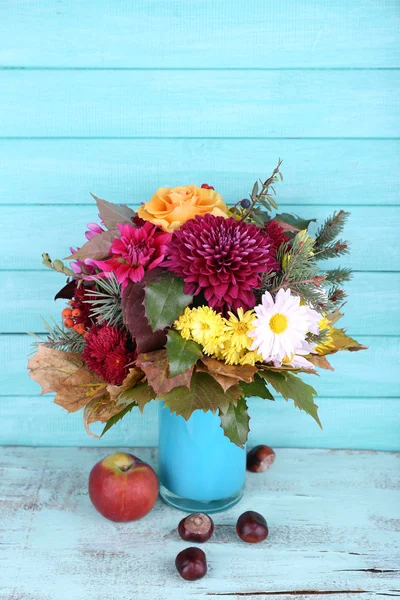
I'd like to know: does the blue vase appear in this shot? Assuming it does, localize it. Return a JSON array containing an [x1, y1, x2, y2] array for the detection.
[[158, 402, 246, 512]]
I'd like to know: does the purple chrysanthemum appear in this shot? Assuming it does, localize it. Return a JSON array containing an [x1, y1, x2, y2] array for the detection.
[[166, 214, 279, 312]]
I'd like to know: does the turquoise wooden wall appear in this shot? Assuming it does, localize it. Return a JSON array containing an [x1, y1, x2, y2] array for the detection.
[[0, 1, 399, 450]]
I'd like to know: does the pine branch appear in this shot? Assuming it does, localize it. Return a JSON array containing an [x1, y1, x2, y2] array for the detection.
[[314, 240, 350, 260], [314, 210, 350, 250], [84, 275, 123, 327], [324, 267, 352, 285], [29, 318, 86, 353]]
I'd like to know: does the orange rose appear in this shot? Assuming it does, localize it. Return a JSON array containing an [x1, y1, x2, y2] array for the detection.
[[137, 185, 229, 232]]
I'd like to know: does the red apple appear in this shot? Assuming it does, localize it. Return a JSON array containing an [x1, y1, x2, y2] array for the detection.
[[88, 452, 159, 521]]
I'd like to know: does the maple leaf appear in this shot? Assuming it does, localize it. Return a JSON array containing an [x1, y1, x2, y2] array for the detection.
[[160, 372, 243, 420], [329, 328, 368, 353], [121, 279, 167, 354], [306, 354, 334, 371], [83, 393, 125, 438], [106, 367, 144, 403], [258, 370, 321, 428], [136, 349, 193, 396], [196, 357, 256, 392], [28, 345, 84, 395]]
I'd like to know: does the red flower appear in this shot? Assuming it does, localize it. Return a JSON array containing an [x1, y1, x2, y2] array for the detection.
[[93, 222, 171, 292], [83, 325, 136, 385], [166, 214, 278, 312], [264, 219, 285, 249]]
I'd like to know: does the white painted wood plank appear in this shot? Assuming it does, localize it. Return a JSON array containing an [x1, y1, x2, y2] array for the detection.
[[1, 139, 399, 206], [0, 0, 399, 68], [2, 205, 398, 271], [0, 448, 398, 599], [1, 70, 399, 138]]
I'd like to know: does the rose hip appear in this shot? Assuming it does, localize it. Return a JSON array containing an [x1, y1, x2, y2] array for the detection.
[[175, 547, 207, 580], [178, 513, 214, 543], [246, 445, 276, 473], [236, 511, 268, 543]]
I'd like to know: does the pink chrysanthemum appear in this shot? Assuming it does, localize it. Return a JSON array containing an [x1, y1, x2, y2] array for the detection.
[[83, 325, 136, 385], [166, 214, 279, 312], [93, 222, 171, 292]]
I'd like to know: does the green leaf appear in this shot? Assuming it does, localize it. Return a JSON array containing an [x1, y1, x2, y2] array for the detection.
[[144, 273, 193, 330], [258, 370, 321, 428], [101, 402, 136, 437], [275, 213, 316, 231], [219, 397, 250, 448], [240, 374, 274, 400], [118, 382, 157, 413], [160, 372, 242, 421], [166, 330, 202, 377]]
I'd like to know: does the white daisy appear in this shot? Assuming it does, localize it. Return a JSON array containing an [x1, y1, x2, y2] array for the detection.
[[250, 289, 320, 362], [273, 340, 317, 370]]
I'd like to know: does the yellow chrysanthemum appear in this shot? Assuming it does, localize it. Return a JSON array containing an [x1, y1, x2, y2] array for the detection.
[[224, 308, 256, 352], [315, 316, 335, 355], [174, 307, 193, 340], [239, 350, 263, 366], [187, 306, 227, 349]]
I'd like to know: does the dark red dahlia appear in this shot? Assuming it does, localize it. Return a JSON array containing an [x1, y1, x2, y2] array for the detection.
[[166, 214, 279, 312], [264, 219, 285, 250], [83, 325, 136, 385]]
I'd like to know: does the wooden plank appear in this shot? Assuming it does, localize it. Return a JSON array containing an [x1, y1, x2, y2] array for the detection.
[[0, 395, 399, 451], [1, 271, 397, 336], [1, 138, 399, 206], [0, 447, 398, 599], [0, 1, 399, 68], [3, 333, 398, 398], [1, 205, 398, 271], [1, 70, 399, 138]]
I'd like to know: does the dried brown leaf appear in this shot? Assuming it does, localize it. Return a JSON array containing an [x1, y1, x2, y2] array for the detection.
[[136, 349, 193, 396], [106, 367, 144, 403], [92, 194, 136, 230], [83, 393, 124, 438], [64, 229, 118, 261], [306, 354, 334, 371], [54, 365, 107, 413], [197, 357, 256, 392], [28, 345, 84, 395]]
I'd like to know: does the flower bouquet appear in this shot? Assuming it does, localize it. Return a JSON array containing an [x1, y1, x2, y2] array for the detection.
[[28, 160, 366, 508]]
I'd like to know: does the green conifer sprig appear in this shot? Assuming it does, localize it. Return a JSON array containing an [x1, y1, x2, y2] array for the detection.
[[314, 210, 350, 249], [84, 275, 123, 327], [29, 318, 86, 353], [324, 267, 352, 285], [315, 240, 350, 260]]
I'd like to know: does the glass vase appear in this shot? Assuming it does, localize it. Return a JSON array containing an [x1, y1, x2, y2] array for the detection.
[[158, 402, 246, 513]]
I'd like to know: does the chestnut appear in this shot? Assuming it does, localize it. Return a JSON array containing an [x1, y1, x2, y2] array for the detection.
[[175, 547, 207, 580], [236, 511, 268, 543], [246, 445, 276, 473], [178, 513, 214, 543]]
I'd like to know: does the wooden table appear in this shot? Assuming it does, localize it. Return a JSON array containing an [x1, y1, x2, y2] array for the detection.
[[1, 448, 399, 600]]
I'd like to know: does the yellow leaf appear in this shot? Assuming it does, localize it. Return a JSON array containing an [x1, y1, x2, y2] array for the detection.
[[28, 345, 84, 395]]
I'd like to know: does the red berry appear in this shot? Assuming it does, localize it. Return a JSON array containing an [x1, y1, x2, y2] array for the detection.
[[61, 308, 72, 319], [72, 308, 81, 318], [178, 513, 214, 543], [247, 445, 276, 473], [175, 547, 207, 581], [236, 511, 268, 543], [64, 318, 74, 328]]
